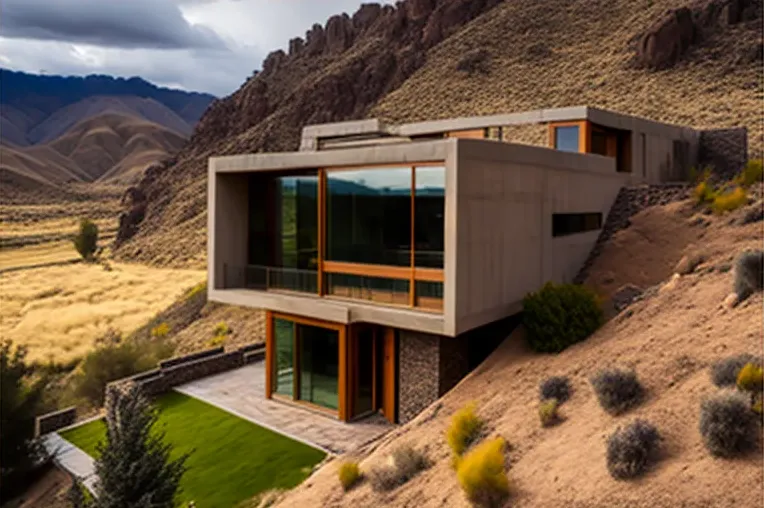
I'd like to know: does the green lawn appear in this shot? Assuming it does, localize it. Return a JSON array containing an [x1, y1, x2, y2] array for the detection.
[[60, 391, 326, 508]]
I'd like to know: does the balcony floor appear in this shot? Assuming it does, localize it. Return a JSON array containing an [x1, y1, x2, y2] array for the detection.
[[175, 361, 392, 455]]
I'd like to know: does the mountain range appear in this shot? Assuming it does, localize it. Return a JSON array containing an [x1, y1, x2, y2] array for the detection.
[[0, 69, 216, 198]]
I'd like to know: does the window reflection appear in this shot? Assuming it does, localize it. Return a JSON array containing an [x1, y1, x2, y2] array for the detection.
[[414, 166, 445, 268], [554, 126, 580, 153]]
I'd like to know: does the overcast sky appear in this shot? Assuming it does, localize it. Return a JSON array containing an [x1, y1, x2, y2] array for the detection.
[[0, 0, 377, 97]]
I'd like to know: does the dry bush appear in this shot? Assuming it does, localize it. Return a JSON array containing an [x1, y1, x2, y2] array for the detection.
[[456, 49, 491, 75], [711, 353, 761, 387], [693, 180, 716, 204], [700, 391, 759, 457], [737, 159, 764, 187], [538, 398, 560, 427], [213, 321, 231, 337], [150, 322, 170, 339], [368, 445, 429, 492], [606, 420, 661, 479], [712, 186, 748, 214], [734, 250, 764, 300], [456, 437, 509, 508], [737, 363, 764, 402], [337, 461, 361, 492], [539, 375, 571, 403], [447, 403, 484, 458], [72, 218, 99, 260], [590, 368, 644, 415]]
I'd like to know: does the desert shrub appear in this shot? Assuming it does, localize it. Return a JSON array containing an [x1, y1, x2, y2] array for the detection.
[[338, 461, 361, 492], [737, 159, 764, 188], [456, 49, 491, 75], [72, 218, 99, 260], [522, 282, 604, 353], [693, 180, 716, 204], [737, 363, 764, 402], [711, 186, 748, 214], [368, 445, 429, 492], [711, 353, 761, 387], [447, 404, 484, 458], [688, 165, 712, 184], [456, 437, 509, 508], [606, 420, 661, 479], [590, 368, 644, 415], [150, 322, 170, 339], [538, 398, 560, 427], [699, 391, 759, 457], [185, 281, 207, 300], [213, 321, 231, 337], [207, 334, 227, 348], [74, 333, 174, 406], [539, 375, 571, 403], [733, 250, 764, 300]]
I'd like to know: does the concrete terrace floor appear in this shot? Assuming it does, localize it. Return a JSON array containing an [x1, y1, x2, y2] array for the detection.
[[175, 362, 392, 454]]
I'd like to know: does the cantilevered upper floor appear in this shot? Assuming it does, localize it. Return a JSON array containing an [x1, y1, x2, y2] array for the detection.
[[208, 125, 629, 337]]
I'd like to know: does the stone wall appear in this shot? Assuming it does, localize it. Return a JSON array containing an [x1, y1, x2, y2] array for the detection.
[[398, 331, 440, 424], [698, 127, 749, 180], [34, 406, 77, 437], [439, 337, 470, 394]]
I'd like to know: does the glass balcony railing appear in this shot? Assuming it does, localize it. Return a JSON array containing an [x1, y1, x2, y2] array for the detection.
[[223, 264, 318, 294]]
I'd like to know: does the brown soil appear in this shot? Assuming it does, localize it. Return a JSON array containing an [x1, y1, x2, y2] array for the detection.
[[171, 303, 265, 355], [4, 465, 72, 508], [275, 199, 764, 508]]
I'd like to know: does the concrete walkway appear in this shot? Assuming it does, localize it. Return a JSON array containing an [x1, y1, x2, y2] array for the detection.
[[42, 432, 98, 495], [175, 362, 392, 454]]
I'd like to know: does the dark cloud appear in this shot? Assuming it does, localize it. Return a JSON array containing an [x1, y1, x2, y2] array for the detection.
[[0, 0, 227, 50]]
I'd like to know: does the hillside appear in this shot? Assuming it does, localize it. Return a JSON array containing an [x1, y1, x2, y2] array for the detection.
[[112, 0, 763, 268], [0, 68, 215, 146], [0, 112, 186, 200], [275, 196, 763, 508]]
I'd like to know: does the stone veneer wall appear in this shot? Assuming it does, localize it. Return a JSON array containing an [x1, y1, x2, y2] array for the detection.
[[398, 331, 440, 424], [35, 406, 77, 437], [439, 337, 470, 394], [698, 127, 749, 180]]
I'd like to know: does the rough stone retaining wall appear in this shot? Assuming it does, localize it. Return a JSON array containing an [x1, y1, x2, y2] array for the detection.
[[698, 127, 749, 180], [574, 183, 691, 284], [35, 406, 77, 437]]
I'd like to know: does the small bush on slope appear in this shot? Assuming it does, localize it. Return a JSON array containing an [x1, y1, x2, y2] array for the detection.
[[447, 404, 484, 459], [337, 461, 361, 492], [522, 282, 604, 353], [699, 391, 759, 457], [712, 186, 748, 214], [710, 353, 761, 387], [539, 375, 571, 403], [456, 437, 509, 508], [368, 445, 429, 492], [606, 420, 661, 480], [737, 363, 764, 404], [590, 369, 644, 415], [734, 250, 764, 300], [693, 180, 716, 205], [72, 218, 99, 261], [737, 159, 764, 188], [538, 398, 560, 427]]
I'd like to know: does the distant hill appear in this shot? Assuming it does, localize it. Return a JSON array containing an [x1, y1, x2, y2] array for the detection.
[[0, 69, 215, 146]]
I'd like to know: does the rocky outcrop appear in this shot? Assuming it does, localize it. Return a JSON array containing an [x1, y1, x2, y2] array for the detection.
[[636, 0, 761, 69]]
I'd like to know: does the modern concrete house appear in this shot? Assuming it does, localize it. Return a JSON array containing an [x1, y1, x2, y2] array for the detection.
[[207, 106, 704, 424]]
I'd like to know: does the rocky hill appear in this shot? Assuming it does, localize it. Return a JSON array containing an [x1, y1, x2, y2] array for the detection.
[[113, 0, 762, 268]]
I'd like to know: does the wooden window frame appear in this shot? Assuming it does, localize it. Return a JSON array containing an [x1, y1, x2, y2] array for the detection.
[[548, 120, 591, 154]]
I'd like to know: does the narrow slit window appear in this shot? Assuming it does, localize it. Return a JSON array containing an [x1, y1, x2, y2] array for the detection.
[[552, 213, 603, 237]]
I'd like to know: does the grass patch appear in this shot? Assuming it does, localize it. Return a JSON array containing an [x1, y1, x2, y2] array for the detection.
[[60, 392, 325, 507]]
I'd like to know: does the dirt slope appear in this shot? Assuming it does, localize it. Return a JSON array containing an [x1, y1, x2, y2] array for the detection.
[[276, 199, 763, 508], [113, 0, 762, 268]]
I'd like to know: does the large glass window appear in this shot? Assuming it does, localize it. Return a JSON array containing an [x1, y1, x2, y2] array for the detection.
[[326, 168, 412, 266], [554, 126, 580, 153], [325, 273, 410, 306], [414, 166, 445, 268], [415, 281, 444, 310], [273, 318, 294, 397], [298, 324, 339, 410]]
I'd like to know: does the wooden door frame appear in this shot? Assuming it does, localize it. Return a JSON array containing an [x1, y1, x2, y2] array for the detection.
[[348, 324, 379, 421], [382, 327, 397, 424]]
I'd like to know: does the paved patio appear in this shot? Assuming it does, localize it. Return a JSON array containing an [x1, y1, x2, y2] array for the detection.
[[43, 432, 97, 495], [175, 362, 392, 454]]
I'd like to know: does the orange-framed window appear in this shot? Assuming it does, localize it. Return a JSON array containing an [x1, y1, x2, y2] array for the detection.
[[548, 120, 590, 154]]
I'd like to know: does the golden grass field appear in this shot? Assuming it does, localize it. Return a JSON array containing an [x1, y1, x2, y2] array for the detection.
[[0, 260, 205, 364]]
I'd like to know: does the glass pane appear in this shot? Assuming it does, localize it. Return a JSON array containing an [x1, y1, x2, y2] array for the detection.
[[326, 167, 412, 266], [415, 281, 444, 311], [354, 327, 375, 416], [298, 325, 339, 410], [591, 130, 608, 156], [554, 126, 579, 153], [326, 273, 410, 306], [414, 166, 445, 268], [273, 318, 294, 397], [278, 176, 318, 270]]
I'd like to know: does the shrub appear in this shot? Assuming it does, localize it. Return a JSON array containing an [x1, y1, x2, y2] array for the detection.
[[606, 420, 661, 479], [538, 398, 560, 427], [711, 186, 748, 214], [207, 335, 227, 348], [150, 322, 170, 339], [456, 437, 509, 508], [737, 363, 764, 402], [539, 376, 571, 403], [688, 165, 712, 185], [72, 218, 99, 260], [185, 281, 207, 300], [711, 353, 761, 387], [447, 404, 484, 458], [213, 321, 231, 337], [733, 250, 764, 300], [74, 333, 174, 406], [522, 282, 604, 353], [368, 445, 429, 492], [456, 49, 491, 75], [590, 369, 644, 415], [338, 461, 361, 492], [693, 180, 716, 204], [699, 391, 759, 457], [737, 159, 763, 188]]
